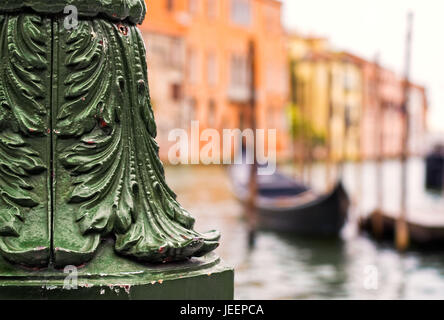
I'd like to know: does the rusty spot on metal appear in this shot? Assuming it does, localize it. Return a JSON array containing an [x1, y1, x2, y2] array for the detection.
[[117, 23, 128, 36]]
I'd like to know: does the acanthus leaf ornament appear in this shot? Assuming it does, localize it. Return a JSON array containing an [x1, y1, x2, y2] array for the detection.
[[0, 14, 48, 234], [0, 13, 51, 266], [56, 20, 220, 264], [0, 1, 220, 267]]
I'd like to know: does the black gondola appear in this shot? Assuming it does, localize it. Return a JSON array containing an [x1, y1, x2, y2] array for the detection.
[[229, 163, 350, 236], [425, 145, 444, 192], [360, 210, 444, 246]]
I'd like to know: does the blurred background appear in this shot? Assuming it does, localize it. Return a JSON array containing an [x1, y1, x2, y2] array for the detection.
[[139, 0, 444, 299]]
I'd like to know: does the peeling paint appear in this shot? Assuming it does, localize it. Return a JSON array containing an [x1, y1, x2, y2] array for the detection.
[[45, 285, 57, 290]]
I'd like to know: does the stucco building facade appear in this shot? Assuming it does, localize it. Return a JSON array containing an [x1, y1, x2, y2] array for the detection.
[[139, 0, 290, 161]]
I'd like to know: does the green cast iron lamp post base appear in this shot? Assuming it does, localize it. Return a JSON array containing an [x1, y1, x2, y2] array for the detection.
[[0, 239, 233, 300], [0, 0, 234, 299]]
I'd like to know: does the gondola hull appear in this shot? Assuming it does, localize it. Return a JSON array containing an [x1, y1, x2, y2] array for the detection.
[[361, 212, 444, 246], [255, 183, 350, 236], [229, 159, 350, 236]]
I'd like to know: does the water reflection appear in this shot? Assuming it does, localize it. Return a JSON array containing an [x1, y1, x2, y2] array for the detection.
[[165, 164, 444, 300]]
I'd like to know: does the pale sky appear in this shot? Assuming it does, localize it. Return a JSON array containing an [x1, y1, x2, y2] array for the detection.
[[282, 0, 444, 133]]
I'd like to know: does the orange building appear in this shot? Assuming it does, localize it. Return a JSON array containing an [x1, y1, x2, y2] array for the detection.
[[360, 59, 428, 160], [139, 0, 290, 161]]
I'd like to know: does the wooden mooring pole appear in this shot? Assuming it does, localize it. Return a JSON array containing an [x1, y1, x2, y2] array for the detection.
[[247, 39, 258, 248], [290, 59, 301, 179], [396, 12, 414, 252], [326, 61, 334, 191], [372, 54, 384, 239], [340, 56, 349, 179]]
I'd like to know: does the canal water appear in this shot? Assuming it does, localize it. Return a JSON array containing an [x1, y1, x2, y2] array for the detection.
[[165, 158, 444, 300]]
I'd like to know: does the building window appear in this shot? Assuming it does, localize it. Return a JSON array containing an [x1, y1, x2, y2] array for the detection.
[[166, 0, 174, 11], [345, 105, 352, 129], [189, 0, 198, 15], [184, 98, 197, 128], [343, 67, 355, 91], [228, 54, 250, 102], [208, 100, 216, 127], [171, 83, 182, 101], [239, 109, 245, 130], [298, 81, 306, 109], [187, 48, 199, 84], [169, 37, 184, 69], [207, 0, 217, 18], [230, 0, 252, 26], [207, 53, 218, 86], [230, 54, 249, 88]]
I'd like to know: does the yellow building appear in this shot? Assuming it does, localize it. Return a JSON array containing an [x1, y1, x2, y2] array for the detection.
[[288, 34, 363, 162], [288, 34, 330, 143], [330, 53, 363, 161]]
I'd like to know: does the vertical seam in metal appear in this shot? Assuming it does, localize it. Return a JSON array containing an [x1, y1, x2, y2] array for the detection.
[[48, 17, 56, 265]]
